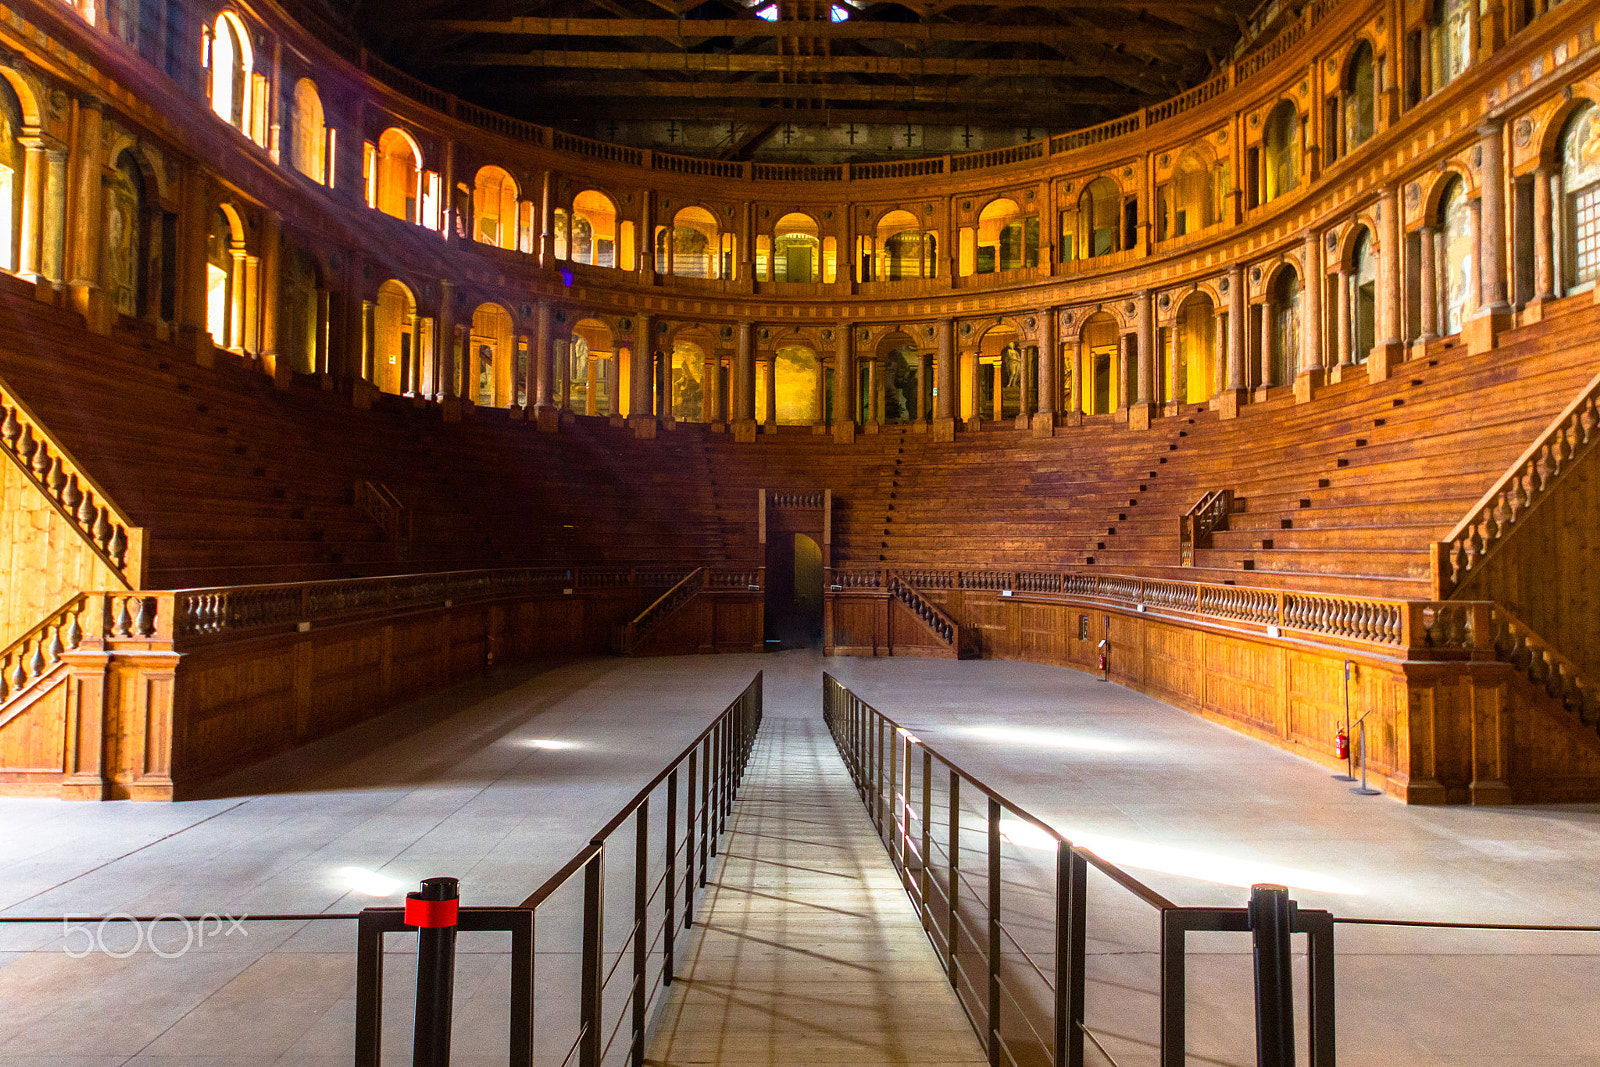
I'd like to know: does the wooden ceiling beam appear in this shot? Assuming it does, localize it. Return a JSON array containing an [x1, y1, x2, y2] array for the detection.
[[530, 77, 1138, 107], [438, 49, 1164, 82], [418, 15, 1225, 47], [529, 101, 1091, 125]]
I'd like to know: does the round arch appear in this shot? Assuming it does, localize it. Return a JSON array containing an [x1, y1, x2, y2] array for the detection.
[[1077, 311, 1120, 415], [374, 279, 418, 396], [567, 317, 616, 414], [472, 166, 520, 250], [376, 128, 422, 222], [469, 302, 518, 407]]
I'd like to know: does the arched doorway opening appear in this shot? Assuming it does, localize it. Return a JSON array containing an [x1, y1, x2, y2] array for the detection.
[[1174, 292, 1216, 404], [1079, 312, 1119, 415], [568, 319, 615, 415], [773, 345, 823, 425], [765, 531, 824, 649]]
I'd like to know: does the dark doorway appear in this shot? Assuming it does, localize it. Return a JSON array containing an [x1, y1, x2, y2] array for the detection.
[[765, 532, 824, 648]]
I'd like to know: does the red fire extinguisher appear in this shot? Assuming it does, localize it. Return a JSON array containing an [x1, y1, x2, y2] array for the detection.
[[1334, 729, 1349, 762], [1097, 638, 1109, 680]]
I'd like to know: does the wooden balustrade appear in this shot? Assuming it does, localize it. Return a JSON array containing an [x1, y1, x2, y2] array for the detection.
[[1179, 490, 1234, 567], [1435, 368, 1600, 598], [1489, 606, 1600, 728], [0, 376, 143, 588]]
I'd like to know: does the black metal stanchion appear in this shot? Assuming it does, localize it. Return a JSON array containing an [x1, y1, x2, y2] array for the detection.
[[1249, 884, 1295, 1067], [1332, 661, 1356, 782], [406, 876, 460, 1067]]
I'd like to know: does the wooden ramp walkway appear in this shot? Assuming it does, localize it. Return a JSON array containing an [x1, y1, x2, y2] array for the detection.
[[646, 713, 987, 1066]]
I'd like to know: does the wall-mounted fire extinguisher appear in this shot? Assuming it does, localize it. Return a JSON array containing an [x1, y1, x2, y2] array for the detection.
[[1334, 728, 1349, 762], [1096, 637, 1109, 680]]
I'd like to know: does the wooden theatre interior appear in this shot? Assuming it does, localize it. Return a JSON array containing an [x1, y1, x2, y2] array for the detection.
[[0, 0, 1597, 805]]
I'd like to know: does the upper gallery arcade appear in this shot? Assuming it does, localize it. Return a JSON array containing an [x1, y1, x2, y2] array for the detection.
[[4, 0, 1599, 441]]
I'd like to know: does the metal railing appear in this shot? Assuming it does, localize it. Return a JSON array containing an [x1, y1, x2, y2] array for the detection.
[[354, 670, 763, 1066], [823, 674, 1335, 1067]]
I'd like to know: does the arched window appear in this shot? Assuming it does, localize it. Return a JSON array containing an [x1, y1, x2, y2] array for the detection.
[[1174, 293, 1216, 404], [280, 243, 321, 374], [973, 199, 1035, 275], [1350, 227, 1377, 361], [882, 344, 922, 422], [1437, 177, 1473, 332], [208, 13, 252, 134], [671, 341, 707, 422], [290, 78, 328, 185], [1079, 313, 1119, 415], [375, 128, 420, 222], [0, 77, 23, 274], [666, 206, 722, 279], [1344, 41, 1376, 153], [1560, 102, 1600, 290], [1157, 150, 1218, 242], [773, 346, 822, 424], [470, 303, 516, 406], [1269, 267, 1301, 386], [773, 213, 821, 283], [1429, 0, 1472, 94], [1078, 179, 1122, 258], [206, 208, 237, 348], [873, 210, 934, 281], [473, 167, 520, 250], [569, 319, 615, 414], [105, 152, 146, 318], [571, 191, 617, 268], [374, 279, 417, 395], [1263, 101, 1300, 203]]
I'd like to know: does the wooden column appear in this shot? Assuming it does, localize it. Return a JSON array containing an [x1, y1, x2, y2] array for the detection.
[[538, 169, 555, 266], [833, 325, 856, 442], [631, 313, 655, 421], [1419, 225, 1439, 342], [1226, 264, 1246, 393], [1302, 231, 1323, 372], [1378, 188, 1401, 346], [16, 135, 50, 282], [1163, 325, 1179, 410], [438, 280, 457, 398], [639, 190, 654, 282], [534, 301, 556, 428], [260, 212, 282, 376], [1551, 172, 1565, 298], [67, 96, 105, 329], [703, 347, 720, 423], [1257, 295, 1273, 389], [1033, 308, 1055, 436], [813, 357, 826, 428], [1337, 268, 1353, 366], [933, 317, 955, 440], [764, 353, 777, 430], [1533, 166, 1554, 301], [361, 300, 376, 382], [1468, 120, 1510, 355], [736, 320, 756, 427], [864, 358, 880, 428], [1136, 290, 1154, 404]]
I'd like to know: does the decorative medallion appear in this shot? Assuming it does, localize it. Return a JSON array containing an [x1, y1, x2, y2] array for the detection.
[[723, 205, 734, 216], [759, 328, 771, 341], [1160, 154, 1170, 168], [1124, 301, 1135, 315], [1325, 232, 1337, 253], [1514, 118, 1534, 148], [1472, 145, 1482, 171], [554, 309, 568, 324], [519, 303, 532, 319], [762, 208, 771, 218], [823, 328, 835, 342], [1158, 294, 1171, 311], [1250, 112, 1259, 128], [962, 200, 973, 211], [625, 193, 634, 205], [924, 325, 935, 339], [1405, 182, 1421, 210], [658, 322, 670, 336], [961, 322, 974, 337], [662, 200, 671, 210], [618, 318, 632, 334], [1217, 130, 1227, 145], [1064, 181, 1073, 193], [328, 253, 343, 273], [362, 265, 374, 282], [924, 204, 934, 215], [1250, 267, 1261, 283], [862, 207, 871, 217], [859, 328, 871, 343], [1062, 310, 1075, 326], [1026, 189, 1035, 201], [1299, 80, 1309, 96], [1026, 317, 1037, 330], [1218, 277, 1229, 294], [720, 325, 733, 340], [1123, 167, 1132, 178]]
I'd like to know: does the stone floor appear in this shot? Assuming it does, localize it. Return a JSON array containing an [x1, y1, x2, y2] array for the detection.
[[0, 650, 1596, 1065]]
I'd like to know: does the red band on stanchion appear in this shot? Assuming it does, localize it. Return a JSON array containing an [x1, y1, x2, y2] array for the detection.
[[404, 896, 459, 928]]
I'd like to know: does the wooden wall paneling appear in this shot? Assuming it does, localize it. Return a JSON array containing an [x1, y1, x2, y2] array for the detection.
[[1456, 447, 1600, 680], [0, 461, 123, 649], [0, 676, 68, 792]]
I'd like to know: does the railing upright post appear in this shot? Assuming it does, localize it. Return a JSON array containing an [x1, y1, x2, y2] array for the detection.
[[409, 877, 460, 1067], [631, 803, 649, 1067], [888, 723, 901, 866], [579, 848, 604, 1067], [947, 769, 960, 984], [1055, 844, 1087, 1067], [700, 735, 712, 874], [1250, 885, 1296, 1067], [1160, 911, 1185, 1067], [875, 713, 886, 834], [986, 796, 1002, 1067], [685, 749, 698, 922], [920, 747, 933, 925], [665, 769, 678, 978]]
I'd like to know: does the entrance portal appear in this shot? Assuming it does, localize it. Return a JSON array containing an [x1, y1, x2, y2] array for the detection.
[[766, 532, 824, 648]]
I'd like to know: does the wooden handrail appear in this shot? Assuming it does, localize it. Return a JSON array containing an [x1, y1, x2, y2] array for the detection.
[[1435, 366, 1600, 598], [0, 373, 143, 588], [1179, 489, 1234, 566]]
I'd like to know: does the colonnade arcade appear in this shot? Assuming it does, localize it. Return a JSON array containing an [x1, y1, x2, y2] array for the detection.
[[0, 0, 1595, 444]]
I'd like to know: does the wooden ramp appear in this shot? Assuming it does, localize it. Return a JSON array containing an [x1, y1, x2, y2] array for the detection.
[[647, 713, 987, 1066]]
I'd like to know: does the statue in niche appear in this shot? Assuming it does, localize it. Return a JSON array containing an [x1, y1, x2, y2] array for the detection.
[[478, 344, 493, 405], [1001, 341, 1022, 388]]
